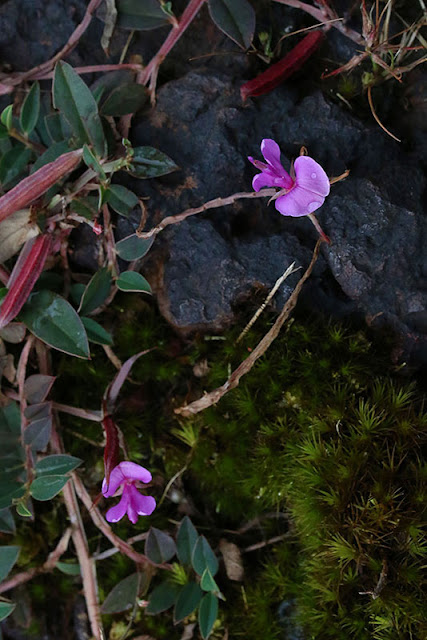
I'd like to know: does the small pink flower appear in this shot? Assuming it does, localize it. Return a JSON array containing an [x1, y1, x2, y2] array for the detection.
[[102, 461, 156, 524], [248, 139, 330, 217]]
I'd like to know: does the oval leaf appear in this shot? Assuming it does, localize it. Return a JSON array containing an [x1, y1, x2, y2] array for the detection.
[[30, 475, 69, 501], [115, 234, 154, 260], [145, 527, 176, 564], [128, 146, 178, 179], [200, 568, 220, 593], [198, 592, 218, 639], [56, 561, 81, 576], [20, 82, 40, 135], [0, 545, 20, 582], [0, 509, 16, 535], [24, 374, 55, 404], [0, 600, 16, 622], [192, 536, 219, 577], [208, 0, 255, 49], [23, 416, 52, 451], [78, 267, 112, 316], [177, 516, 199, 565], [115, 0, 170, 30], [146, 581, 181, 615], [116, 271, 152, 293], [53, 61, 106, 157], [106, 184, 139, 216], [35, 454, 82, 477], [174, 582, 203, 623], [101, 572, 144, 613], [20, 291, 90, 358], [101, 83, 147, 116], [81, 317, 113, 346]]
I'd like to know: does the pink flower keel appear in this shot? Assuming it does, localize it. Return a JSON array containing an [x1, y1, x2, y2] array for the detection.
[[102, 461, 156, 524]]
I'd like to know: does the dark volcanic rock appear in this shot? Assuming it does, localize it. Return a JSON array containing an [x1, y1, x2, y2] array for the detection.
[[132, 70, 426, 362]]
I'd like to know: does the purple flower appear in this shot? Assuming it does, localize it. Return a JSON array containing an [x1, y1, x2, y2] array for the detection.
[[102, 461, 156, 524], [248, 139, 330, 217]]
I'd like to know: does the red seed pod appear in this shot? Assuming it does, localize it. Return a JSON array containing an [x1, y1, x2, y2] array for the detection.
[[102, 412, 120, 490], [0, 149, 83, 224], [0, 234, 52, 329], [241, 31, 324, 101]]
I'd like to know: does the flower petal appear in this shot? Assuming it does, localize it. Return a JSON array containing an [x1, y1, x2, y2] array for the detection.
[[260, 139, 283, 172], [102, 464, 126, 497], [275, 185, 325, 217], [105, 488, 130, 523], [294, 156, 330, 197], [252, 172, 279, 191], [128, 484, 156, 519], [117, 461, 152, 484]]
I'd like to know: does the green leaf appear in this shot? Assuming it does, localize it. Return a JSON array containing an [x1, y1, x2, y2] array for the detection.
[[116, 271, 152, 293], [106, 184, 139, 216], [177, 516, 199, 565], [0, 105, 13, 131], [53, 61, 106, 156], [145, 528, 176, 564], [81, 317, 113, 346], [192, 536, 219, 577], [0, 546, 20, 582], [146, 581, 181, 615], [69, 283, 86, 307], [31, 141, 71, 173], [0, 403, 21, 434], [116, 0, 170, 30], [45, 113, 64, 143], [0, 122, 9, 139], [200, 568, 220, 592], [82, 144, 106, 180], [101, 572, 144, 614], [24, 374, 55, 404], [23, 416, 52, 451], [208, 0, 255, 49], [78, 267, 112, 316], [35, 455, 82, 477], [173, 582, 203, 623], [198, 592, 218, 639], [20, 82, 40, 135], [0, 509, 15, 535], [15, 501, 32, 518], [0, 146, 32, 188], [21, 291, 89, 358], [0, 486, 25, 511], [56, 561, 81, 576], [0, 600, 16, 621], [115, 234, 154, 261], [30, 475, 69, 501], [101, 83, 147, 116], [128, 146, 178, 178]]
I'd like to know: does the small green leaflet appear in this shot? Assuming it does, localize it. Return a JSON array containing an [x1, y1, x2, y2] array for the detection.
[[115, 234, 154, 261], [78, 267, 112, 316], [81, 317, 113, 346], [198, 592, 219, 639], [20, 82, 40, 135], [0, 546, 20, 582], [35, 455, 82, 477], [116, 271, 152, 293], [30, 475, 69, 501], [208, 0, 255, 49], [128, 146, 178, 179], [115, 0, 171, 30]]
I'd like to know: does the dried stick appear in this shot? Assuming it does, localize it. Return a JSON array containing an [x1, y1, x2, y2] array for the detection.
[[273, 0, 363, 44], [236, 261, 299, 343], [175, 239, 322, 417], [37, 344, 104, 640], [0, 0, 104, 95], [0, 528, 72, 594], [16, 335, 35, 482], [137, 189, 276, 239]]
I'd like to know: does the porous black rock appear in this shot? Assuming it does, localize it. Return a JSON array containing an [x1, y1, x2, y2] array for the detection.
[[132, 70, 427, 363]]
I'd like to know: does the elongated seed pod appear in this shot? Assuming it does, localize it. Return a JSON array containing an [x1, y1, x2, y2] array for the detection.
[[240, 31, 324, 101], [0, 234, 52, 329], [0, 149, 83, 223]]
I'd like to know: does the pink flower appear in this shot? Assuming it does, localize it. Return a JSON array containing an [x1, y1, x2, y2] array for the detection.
[[102, 461, 156, 524], [248, 139, 330, 217]]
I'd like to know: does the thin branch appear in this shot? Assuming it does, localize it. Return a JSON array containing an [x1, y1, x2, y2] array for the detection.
[[0, 0, 104, 95], [0, 528, 72, 594], [175, 239, 323, 417], [137, 189, 277, 239], [236, 262, 299, 343], [367, 85, 401, 142], [273, 0, 364, 44]]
